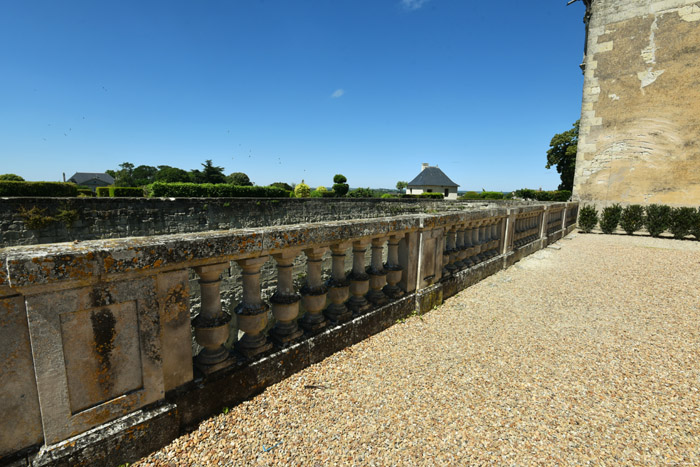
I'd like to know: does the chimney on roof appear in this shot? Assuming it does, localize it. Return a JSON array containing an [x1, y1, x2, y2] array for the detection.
[[421, 163, 429, 171]]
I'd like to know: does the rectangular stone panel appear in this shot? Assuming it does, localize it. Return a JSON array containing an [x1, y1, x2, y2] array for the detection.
[[0, 294, 43, 457], [60, 301, 143, 413], [25, 278, 165, 444], [156, 269, 193, 391]]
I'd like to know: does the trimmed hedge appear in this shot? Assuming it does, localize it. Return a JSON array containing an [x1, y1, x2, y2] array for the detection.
[[619, 205, 645, 235], [599, 203, 622, 234], [644, 204, 671, 237], [146, 182, 287, 198], [96, 187, 110, 197], [669, 207, 697, 239], [0, 181, 79, 197], [513, 189, 571, 202], [578, 205, 598, 233], [111, 186, 144, 197], [419, 192, 444, 199], [690, 209, 700, 240], [77, 189, 95, 197]]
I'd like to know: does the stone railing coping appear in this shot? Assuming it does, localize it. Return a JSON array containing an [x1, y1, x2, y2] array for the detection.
[[0, 204, 571, 291]]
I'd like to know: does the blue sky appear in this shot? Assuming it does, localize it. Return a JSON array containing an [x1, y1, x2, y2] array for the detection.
[[0, 0, 587, 190]]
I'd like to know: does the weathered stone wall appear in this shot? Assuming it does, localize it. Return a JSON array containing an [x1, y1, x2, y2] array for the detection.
[[573, 0, 700, 207], [0, 197, 502, 247]]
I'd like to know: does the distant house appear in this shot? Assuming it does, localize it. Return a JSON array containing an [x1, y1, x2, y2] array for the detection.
[[406, 163, 459, 200], [67, 172, 115, 192]]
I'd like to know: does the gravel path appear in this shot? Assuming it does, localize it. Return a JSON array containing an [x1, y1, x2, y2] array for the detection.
[[136, 232, 700, 466]]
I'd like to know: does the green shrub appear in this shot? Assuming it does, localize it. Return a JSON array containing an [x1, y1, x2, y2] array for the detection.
[[460, 191, 481, 200], [551, 190, 572, 201], [347, 187, 375, 198], [599, 203, 622, 234], [418, 192, 444, 199], [96, 187, 110, 197], [293, 182, 311, 198], [381, 193, 397, 199], [690, 209, 700, 240], [321, 191, 336, 198], [578, 205, 598, 233], [309, 189, 324, 198], [0, 173, 24, 181], [533, 191, 553, 202], [77, 189, 94, 197], [480, 191, 504, 200], [668, 207, 697, 239], [645, 204, 671, 237], [619, 205, 645, 235], [18, 206, 55, 229], [514, 188, 538, 200], [110, 186, 144, 197], [0, 181, 78, 197], [146, 182, 287, 198]]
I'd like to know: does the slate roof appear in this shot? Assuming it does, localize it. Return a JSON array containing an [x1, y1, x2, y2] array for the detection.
[[407, 166, 459, 188], [68, 172, 115, 185]]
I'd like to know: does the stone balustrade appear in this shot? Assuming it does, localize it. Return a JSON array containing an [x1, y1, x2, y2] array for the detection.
[[0, 202, 578, 466]]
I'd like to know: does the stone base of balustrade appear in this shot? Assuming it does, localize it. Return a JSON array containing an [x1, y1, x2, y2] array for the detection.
[[269, 326, 304, 348], [505, 237, 545, 268], [324, 304, 353, 325], [20, 403, 178, 467], [441, 254, 505, 301], [194, 352, 238, 375], [234, 338, 273, 360]]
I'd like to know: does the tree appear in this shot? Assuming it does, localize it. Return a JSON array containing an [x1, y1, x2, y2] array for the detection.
[[294, 180, 311, 198], [332, 174, 349, 197], [347, 187, 374, 198], [155, 165, 190, 183], [0, 174, 24, 181], [546, 120, 579, 191], [396, 181, 407, 192], [270, 182, 293, 191], [227, 172, 253, 186], [132, 165, 157, 186], [113, 162, 135, 186], [192, 160, 226, 184]]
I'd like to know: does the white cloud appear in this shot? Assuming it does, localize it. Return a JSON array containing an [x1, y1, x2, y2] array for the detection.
[[401, 0, 430, 10], [331, 89, 345, 98]]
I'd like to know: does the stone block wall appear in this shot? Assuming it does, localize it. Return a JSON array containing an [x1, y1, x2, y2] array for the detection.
[[574, 0, 700, 208]]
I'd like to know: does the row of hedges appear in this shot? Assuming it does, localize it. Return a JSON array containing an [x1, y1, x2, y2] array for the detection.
[[460, 191, 511, 200], [513, 189, 572, 202], [97, 186, 146, 197], [146, 182, 287, 198], [578, 204, 700, 239], [0, 181, 79, 197]]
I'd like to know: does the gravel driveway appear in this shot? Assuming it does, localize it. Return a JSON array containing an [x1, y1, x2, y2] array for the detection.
[[136, 232, 700, 466]]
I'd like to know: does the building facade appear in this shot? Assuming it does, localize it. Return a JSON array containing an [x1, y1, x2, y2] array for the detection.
[[406, 163, 460, 200]]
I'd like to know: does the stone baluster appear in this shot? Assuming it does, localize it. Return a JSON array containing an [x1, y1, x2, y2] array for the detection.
[[234, 256, 273, 359], [347, 239, 371, 315], [193, 262, 233, 373], [445, 226, 458, 276], [300, 247, 329, 333], [269, 250, 303, 346], [463, 224, 474, 268], [494, 219, 502, 255], [325, 242, 352, 324], [476, 222, 487, 263], [455, 225, 466, 270], [383, 234, 404, 299], [366, 237, 389, 306], [489, 221, 498, 257], [470, 223, 481, 265]]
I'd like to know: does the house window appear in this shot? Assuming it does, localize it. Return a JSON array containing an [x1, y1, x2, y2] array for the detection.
[[427, 189, 433, 193]]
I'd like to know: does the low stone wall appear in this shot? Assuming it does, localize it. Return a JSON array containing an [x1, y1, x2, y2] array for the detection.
[[0, 197, 516, 247], [0, 202, 578, 466]]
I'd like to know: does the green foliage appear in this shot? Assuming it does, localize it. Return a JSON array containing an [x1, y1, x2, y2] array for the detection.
[[155, 165, 190, 183], [0, 173, 24, 181], [550, 190, 572, 201], [459, 191, 481, 200], [310, 189, 323, 198], [690, 209, 700, 240], [395, 181, 407, 192], [381, 193, 397, 199], [578, 205, 598, 233], [294, 181, 311, 198], [110, 186, 144, 197], [113, 162, 135, 186], [56, 205, 79, 228], [0, 181, 78, 197], [419, 192, 444, 199], [132, 165, 157, 186], [77, 189, 94, 197], [271, 182, 293, 191], [96, 187, 110, 197], [333, 174, 347, 184], [147, 182, 286, 198], [669, 207, 697, 239], [513, 188, 538, 200], [192, 159, 227, 184], [599, 204, 622, 234], [332, 183, 349, 197], [18, 206, 55, 230], [480, 191, 505, 200], [226, 172, 253, 186], [347, 187, 375, 198], [644, 204, 671, 237], [619, 205, 645, 235], [513, 188, 571, 202], [545, 120, 578, 191]]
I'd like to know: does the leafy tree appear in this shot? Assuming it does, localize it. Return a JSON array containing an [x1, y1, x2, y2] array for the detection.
[[198, 159, 226, 184], [113, 162, 135, 186], [546, 120, 579, 191], [227, 172, 253, 186], [294, 181, 311, 198], [155, 165, 190, 183], [0, 174, 24, 181], [332, 174, 349, 197], [270, 182, 293, 191], [396, 181, 407, 192], [132, 165, 157, 186], [347, 187, 375, 198]]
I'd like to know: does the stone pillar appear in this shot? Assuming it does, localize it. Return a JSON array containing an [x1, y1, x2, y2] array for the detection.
[[476, 222, 487, 263], [463, 224, 474, 268], [193, 262, 233, 373], [383, 234, 404, 299], [300, 247, 329, 332], [325, 242, 352, 324], [445, 226, 458, 275], [366, 237, 389, 306], [347, 239, 371, 315], [469, 223, 481, 265], [488, 222, 498, 257], [455, 225, 467, 270], [234, 256, 273, 359], [269, 250, 303, 346], [398, 231, 419, 294]]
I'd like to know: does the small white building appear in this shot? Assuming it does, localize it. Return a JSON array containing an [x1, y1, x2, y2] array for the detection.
[[406, 163, 459, 200]]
